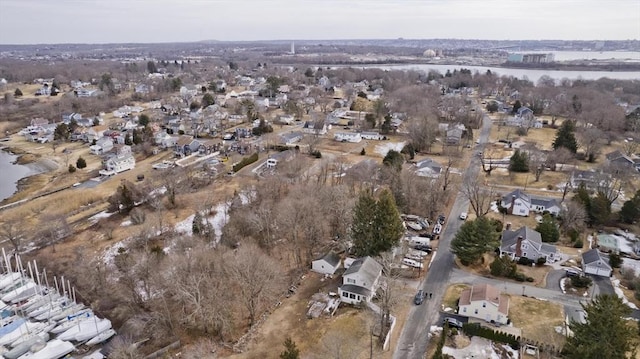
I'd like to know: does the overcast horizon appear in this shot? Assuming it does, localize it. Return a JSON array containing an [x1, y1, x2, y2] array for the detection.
[[0, 0, 639, 45]]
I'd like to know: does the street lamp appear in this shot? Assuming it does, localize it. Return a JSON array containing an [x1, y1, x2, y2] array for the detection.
[[522, 286, 525, 296]]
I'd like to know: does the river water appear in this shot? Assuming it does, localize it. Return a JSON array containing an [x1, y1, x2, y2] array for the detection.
[[0, 149, 34, 202], [358, 64, 640, 82]]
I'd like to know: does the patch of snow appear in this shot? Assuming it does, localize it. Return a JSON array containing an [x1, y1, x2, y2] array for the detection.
[[149, 186, 167, 197], [560, 278, 567, 294], [443, 336, 505, 359], [102, 237, 135, 266], [374, 141, 406, 156], [612, 279, 639, 309], [490, 201, 499, 213], [120, 220, 132, 227], [89, 211, 114, 224], [175, 214, 196, 236], [443, 307, 453, 312], [621, 258, 640, 276]]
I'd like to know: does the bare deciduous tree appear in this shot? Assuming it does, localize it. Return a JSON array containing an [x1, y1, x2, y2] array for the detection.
[[461, 177, 496, 218], [527, 147, 547, 182], [226, 245, 282, 326], [0, 217, 25, 253], [577, 127, 604, 161], [560, 201, 588, 234]]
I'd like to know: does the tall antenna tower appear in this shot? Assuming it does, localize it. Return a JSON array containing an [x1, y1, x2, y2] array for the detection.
[[291, 41, 295, 55]]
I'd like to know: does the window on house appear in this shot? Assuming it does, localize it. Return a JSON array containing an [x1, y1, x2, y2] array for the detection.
[[523, 244, 528, 249], [523, 252, 527, 258], [482, 302, 486, 308], [474, 309, 478, 314], [349, 293, 355, 299], [347, 278, 355, 284], [342, 292, 348, 297], [463, 307, 467, 313]]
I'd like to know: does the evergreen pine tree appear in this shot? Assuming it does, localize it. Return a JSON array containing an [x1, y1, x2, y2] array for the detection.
[[508, 149, 529, 172], [451, 217, 499, 265], [351, 189, 403, 257], [552, 120, 578, 153], [76, 157, 87, 169], [535, 214, 560, 242], [280, 337, 300, 359], [564, 295, 635, 359], [192, 212, 204, 236], [351, 191, 378, 256], [373, 189, 404, 253]]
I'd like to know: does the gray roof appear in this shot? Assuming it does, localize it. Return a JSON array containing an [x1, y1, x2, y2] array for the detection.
[[530, 196, 559, 209], [339, 284, 371, 297], [316, 251, 341, 267], [582, 248, 612, 269], [343, 256, 382, 284], [501, 226, 543, 252], [501, 189, 530, 204], [415, 158, 442, 172]]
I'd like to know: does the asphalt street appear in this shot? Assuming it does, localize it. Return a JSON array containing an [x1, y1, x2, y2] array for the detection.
[[392, 114, 493, 359]]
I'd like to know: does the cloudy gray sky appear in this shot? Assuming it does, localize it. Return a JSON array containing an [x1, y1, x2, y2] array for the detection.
[[0, 0, 638, 44]]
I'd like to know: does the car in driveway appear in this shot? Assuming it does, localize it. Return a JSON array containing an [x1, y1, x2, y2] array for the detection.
[[443, 317, 464, 329], [437, 214, 446, 225], [414, 290, 426, 305]]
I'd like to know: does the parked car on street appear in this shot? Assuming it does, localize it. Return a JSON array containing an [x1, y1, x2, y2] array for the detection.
[[459, 212, 468, 220], [414, 290, 426, 305]]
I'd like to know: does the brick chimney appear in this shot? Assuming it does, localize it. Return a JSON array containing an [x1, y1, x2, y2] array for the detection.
[[509, 195, 516, 215], [515, 236, 523, 257]]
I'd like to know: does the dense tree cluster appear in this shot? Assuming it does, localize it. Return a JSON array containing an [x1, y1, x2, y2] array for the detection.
[[451, 216, 500, 265]]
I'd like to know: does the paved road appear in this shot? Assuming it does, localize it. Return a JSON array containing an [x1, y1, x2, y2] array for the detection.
[[393, 114, 493, 359]]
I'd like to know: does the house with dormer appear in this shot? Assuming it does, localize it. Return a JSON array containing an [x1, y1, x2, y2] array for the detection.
[[500, 226, 558, 263], [458, 284, 509, 325], [500, 189, 561, 217], [338, 257, 382, 305], [302, 121, 327, 135]]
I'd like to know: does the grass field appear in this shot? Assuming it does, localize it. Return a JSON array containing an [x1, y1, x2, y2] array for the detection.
[[509, 295, 566, 350]]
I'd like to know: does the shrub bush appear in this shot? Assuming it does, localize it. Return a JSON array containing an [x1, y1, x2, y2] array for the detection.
[[68, 164, 76, 173], [462, 323, 519, 350], [232, 152, 259, 172], [130, 208, 146, 225], [570, 275, 592, 288], [514, 272, 526, 282], [573, 239, 583, 248], [537, 257, 547, 265], [526, 276, 535, 282], [360, 148, 366, 155], [311, 150, 322, 158], [518, 257, 533, 266]]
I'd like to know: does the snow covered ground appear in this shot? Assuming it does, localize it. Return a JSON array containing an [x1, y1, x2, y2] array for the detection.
[[88, 210, 114, 224], [442, 336, 519, 359], [612, 278, 639, 310], [174, 202, 230, 241], [374, 141, 405, 156]]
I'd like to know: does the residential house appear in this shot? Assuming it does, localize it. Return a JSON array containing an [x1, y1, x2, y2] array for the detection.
[[311, 252, 342, 275], [61, 112, 83, 124], [361, 132, 384, 140], [582, 248, 612, 277], [90, 137, 114, 155], [570, 170, 604, 190], [100, 147, 135, 176], [445, 128, 464, 145], [174, 135, 201, 156], [134, 84, 152, 94], [605, 150, 636, 170], [302, 121, 327, 135], [500, 226, 558, 263], [265, 149, 295, 168], [180, 85, 199, 99], [86, 125, 108, 143], [338, 257, 382, 305], [76, 88, 99, 97], [334, 132, 362, 143], [155, 131, 178, 149], [35, 84, 51, 96], [279, 131, 303, 146], [500, 189, 561, 217], [278, 114, 296, 125], [30, 118, 49, 127], [458, 284, 509, 325], [414, 158, 442, 178]]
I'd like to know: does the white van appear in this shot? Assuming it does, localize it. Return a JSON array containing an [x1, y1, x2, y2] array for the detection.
[[402, 258, 423, 269]]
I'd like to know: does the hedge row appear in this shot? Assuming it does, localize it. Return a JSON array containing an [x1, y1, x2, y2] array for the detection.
[[233, 152, 259, 172], [462, 323, 520, 350]]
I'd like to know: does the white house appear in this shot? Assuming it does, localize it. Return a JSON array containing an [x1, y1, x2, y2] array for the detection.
[[582, 249, 612, 277], [279, 131, 304, 146], [86, 126, 108, 143], [360, 131, 384, 140], [414, 158, 442, 178], [334, 132, 362, 143], [500, 189, 561, 217], [458, 284, 509, 325], [76, 88, 99, 97], [311, 252, 341, 275], [302, 121, 328, 135], [100, 149, 135, 176], [338, 257, 382, 305], [90, 137, 114, 155], [500, 226, 558, 263]]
